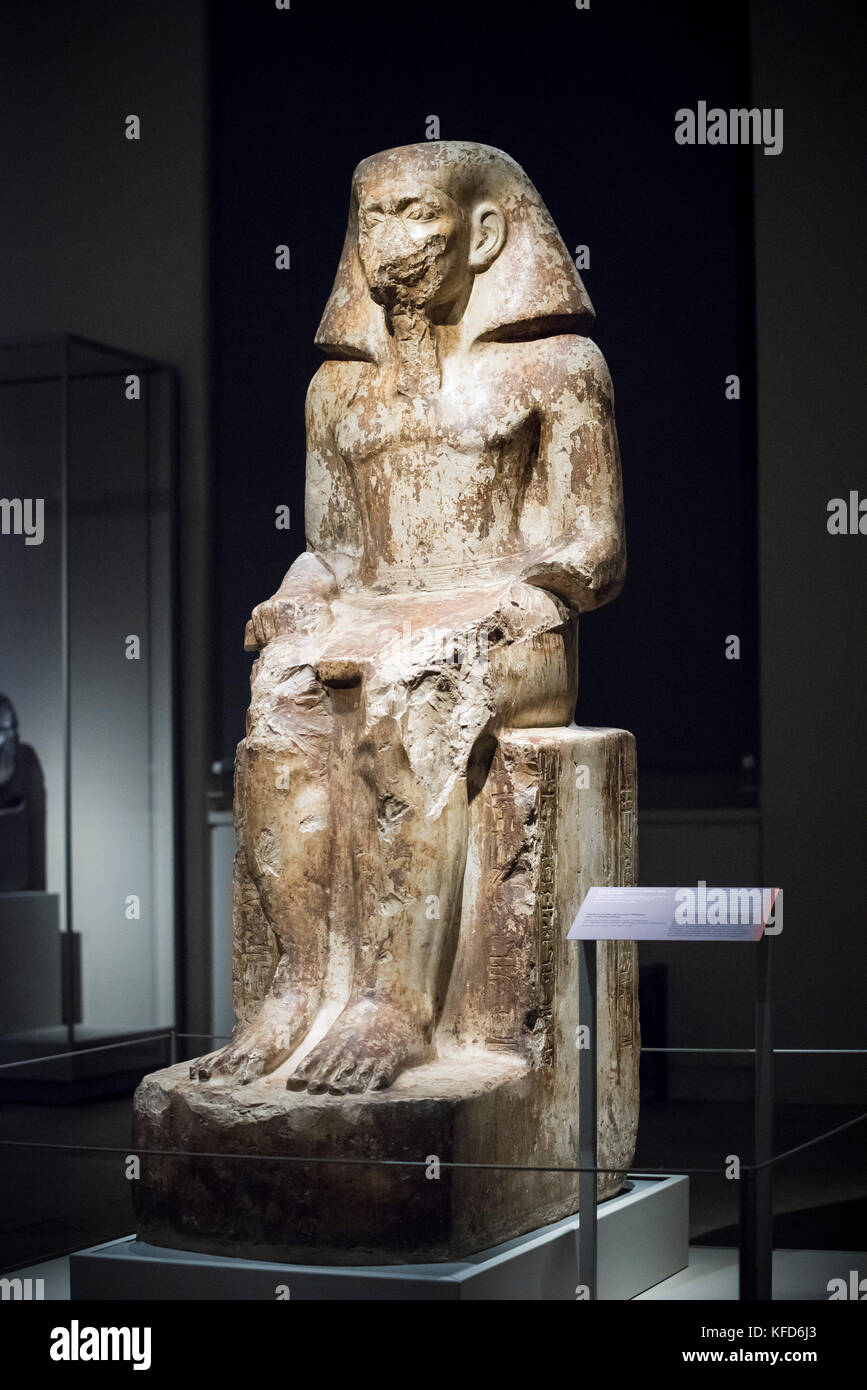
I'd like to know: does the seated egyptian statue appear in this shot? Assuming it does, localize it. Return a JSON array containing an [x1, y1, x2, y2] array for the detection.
[[192, 140, 626, 1095], [137, 140, 638, 1263]]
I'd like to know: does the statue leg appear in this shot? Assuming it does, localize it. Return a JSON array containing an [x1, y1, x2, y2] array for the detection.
[[288, 722, 468, 1095], [290, 649, 489, 1095], [192, 658, 336, 1082], [289, 588, 577, 1095]]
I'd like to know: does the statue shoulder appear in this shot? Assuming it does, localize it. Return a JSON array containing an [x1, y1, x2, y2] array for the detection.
[[306, 359, 364, 425], [525, 335, 615, 416], [532, 333, 612, 386]]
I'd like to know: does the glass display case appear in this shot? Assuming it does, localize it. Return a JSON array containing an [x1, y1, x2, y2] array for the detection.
[[0, 335, 177, 1093]]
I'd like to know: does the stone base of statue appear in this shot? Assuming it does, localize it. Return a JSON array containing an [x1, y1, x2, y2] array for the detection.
[[74, 1178, 687, 1300], [133, 726, 639, 1265]]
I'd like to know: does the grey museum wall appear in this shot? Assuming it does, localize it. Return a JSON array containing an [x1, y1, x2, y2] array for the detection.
[[0, 0, 213, 1034]]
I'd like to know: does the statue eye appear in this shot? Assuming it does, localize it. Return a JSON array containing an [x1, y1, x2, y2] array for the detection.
[[361, 208, 384, 228]]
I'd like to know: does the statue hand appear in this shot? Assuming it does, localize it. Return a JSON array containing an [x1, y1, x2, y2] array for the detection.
[[245, 552, 338, 651], [519, 541, 621, 612], [499, 576, 570, 632], [245, 590, 334, 651]]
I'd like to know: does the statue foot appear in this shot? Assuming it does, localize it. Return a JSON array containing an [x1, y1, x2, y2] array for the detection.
[[286, 997, 430, 1095], [189, 996, 314, 1084]]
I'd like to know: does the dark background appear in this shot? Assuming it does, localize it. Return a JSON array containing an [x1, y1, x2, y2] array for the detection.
[[212, 0, 758, 790]]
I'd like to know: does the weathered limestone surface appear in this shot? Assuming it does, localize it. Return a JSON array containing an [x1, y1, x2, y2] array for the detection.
[[136, 727, 637, 1263], [134, 141, 639, 1263]]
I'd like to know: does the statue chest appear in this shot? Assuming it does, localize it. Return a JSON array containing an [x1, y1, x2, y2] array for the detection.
[[333, 369, 538, 496]]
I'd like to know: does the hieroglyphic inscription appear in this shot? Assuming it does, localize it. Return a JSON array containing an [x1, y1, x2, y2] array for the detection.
[[536, 747, 558, 1065], [486, 936, 521, 1048], [484, 762, 525, 1050], [232, 843, 280, 1021], [615, 767, 638, 1055], [618, 781, 636, 887], [615, 943, 637, 1050]]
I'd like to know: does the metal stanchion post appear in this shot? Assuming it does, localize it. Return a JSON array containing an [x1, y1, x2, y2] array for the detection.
[[578, 937, 598, 1299], [740, 932, 773, 1300]]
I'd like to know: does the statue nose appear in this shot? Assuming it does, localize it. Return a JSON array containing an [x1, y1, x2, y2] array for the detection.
[[374, 218, 417, 265]]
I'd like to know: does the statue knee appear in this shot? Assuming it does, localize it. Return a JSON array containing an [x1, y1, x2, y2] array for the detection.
[[246, 662, 333, 756]]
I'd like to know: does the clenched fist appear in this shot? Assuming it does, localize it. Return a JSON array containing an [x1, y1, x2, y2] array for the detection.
[[244, 552, 337, 651]]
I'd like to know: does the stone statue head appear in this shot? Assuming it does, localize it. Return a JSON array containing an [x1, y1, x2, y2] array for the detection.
[[316, 141, 594, 361], [0, 694, 19, 788]]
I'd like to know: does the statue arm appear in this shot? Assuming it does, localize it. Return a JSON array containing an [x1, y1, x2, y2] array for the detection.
[[519, 339, 626, 612], [302, 362, 364, 590], [245, 364, 361, 651]]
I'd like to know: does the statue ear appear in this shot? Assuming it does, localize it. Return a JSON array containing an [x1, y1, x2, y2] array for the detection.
[[468, 202, 506, 272]]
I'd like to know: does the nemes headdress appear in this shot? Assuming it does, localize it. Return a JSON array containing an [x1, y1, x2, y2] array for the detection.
[[315, 141, 594, 361]]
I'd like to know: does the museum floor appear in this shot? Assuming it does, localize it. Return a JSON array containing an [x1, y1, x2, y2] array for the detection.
[[1, 1094, 864, 1296]]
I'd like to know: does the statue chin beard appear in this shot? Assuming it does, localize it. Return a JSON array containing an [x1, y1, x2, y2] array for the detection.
[[368, 252, 460, 398]]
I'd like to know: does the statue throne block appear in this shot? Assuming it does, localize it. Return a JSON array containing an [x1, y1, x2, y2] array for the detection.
[[133, 725, 639, 1265]]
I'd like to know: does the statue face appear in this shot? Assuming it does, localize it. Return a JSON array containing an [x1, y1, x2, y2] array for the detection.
[[356, 178, 472, 314], [317, 143, 593, 359]]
